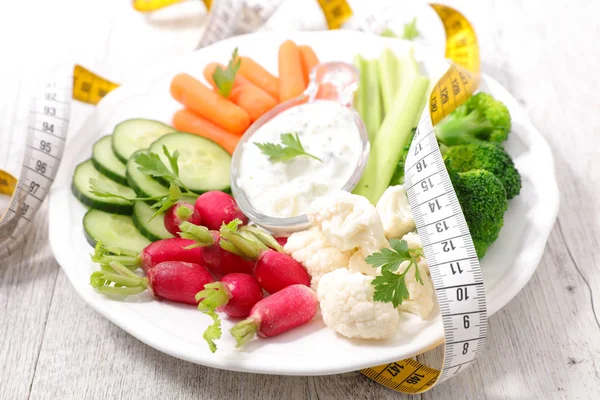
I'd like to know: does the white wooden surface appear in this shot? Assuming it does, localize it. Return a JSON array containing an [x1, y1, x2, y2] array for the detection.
[[1, 0, 599, 399]]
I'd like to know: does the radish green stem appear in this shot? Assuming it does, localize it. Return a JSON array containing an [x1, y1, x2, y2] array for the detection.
[[94, 284, 147, 296], [196, 282, 230, 312], [178, 221, 214, 248], [239, 230, 269, 251], [202, 309, 222, 353], [240, 226, 283, 252], [229, 318, 258, 348], [219, 228, 261, 260], [175, 204, 192, 220]]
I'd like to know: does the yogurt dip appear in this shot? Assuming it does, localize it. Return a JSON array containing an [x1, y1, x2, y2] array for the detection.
[[236, 100, 363, 218]]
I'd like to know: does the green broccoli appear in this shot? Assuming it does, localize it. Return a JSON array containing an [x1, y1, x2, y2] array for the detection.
[[444, 142, 521, 199], [448, 165, 508, 258], [434, 92, 511, 145]]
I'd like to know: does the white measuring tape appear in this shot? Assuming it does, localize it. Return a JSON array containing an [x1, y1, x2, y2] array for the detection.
[[0, 78, 72, 258], [0, 0, 488, 394]]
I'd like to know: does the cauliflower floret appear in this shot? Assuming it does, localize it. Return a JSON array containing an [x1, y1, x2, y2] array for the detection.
[[307, 190, 387, 252], [395, 259, 435, 319], [401, 231, 422, 250], [284, 228, 353, 291], [318, 268, 399, 339], [376, 185, 416, 239]]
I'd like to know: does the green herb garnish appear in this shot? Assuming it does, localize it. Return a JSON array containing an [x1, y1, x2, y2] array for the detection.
[[254, 132, 322, 163], [365, 239, 424, 308], [213, 47, 241, 97]]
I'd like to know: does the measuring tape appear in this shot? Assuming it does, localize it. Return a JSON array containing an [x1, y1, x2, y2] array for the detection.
[[0, 0, 487, 394], [358, 4, 485, 393], [0, 78, 72, 258]]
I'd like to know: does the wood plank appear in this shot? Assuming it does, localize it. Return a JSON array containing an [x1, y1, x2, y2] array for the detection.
[[0, 203, 59, 399]]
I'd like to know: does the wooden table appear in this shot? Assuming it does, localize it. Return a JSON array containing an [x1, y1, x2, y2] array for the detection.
[[1, 0, 599, 398]]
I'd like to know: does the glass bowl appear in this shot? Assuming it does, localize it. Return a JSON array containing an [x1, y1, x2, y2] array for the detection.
[[230, 61, 370, 236]]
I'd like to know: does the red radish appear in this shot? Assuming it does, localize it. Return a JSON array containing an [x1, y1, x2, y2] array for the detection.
[[164, 201, 201, 236], [178, 221, 254, 277], [196, 273, 264, 318], [90, 261, 214, 305], [91, 238, 203, 272], [275, 236, 288, 247], [218, 221, 310, 294], [229, 284, 318, 347], [194, 191, 248, 230]]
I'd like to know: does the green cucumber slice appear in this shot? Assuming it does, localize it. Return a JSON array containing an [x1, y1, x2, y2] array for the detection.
[[91, 135, 128, 185], [71, 160, 134, 214], [112, 119, 177, 163], [83, 208, 150, 253], [149, 132, 231, 194], [132, 195, 197, 242], [126, 150, 169, 199]]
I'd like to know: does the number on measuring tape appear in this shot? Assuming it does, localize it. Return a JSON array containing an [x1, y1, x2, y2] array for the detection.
[[0, 75, 71, 257]]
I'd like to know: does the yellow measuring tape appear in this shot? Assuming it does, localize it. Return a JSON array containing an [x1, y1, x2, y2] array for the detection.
[[2, 0, 482, 394]]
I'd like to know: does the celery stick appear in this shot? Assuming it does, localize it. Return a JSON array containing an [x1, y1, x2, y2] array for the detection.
[[353, 76, 430, 204], [379, 48, 400, 115], [353, 55, 367, 121], [363, 59, 383, 142]]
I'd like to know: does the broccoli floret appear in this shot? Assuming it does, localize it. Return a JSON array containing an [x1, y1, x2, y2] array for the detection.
[[448, 166, 508, 258], [435, 92, 511, 146], [444, 143, 522, 199]]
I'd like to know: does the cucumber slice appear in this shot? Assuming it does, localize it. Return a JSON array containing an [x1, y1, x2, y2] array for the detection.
[[132, 201, 173, 242], [83, 208, 150, 253], [149, 132, 231, 193], [72, 160, 135, 214], [126, 150, 169, 198], [112, 119, 177, 163], [132, 195, 197, 242], [91, 135, 128, 185]]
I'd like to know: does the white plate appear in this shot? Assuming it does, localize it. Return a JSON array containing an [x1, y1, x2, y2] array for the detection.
[[47, 30, 560, 376]]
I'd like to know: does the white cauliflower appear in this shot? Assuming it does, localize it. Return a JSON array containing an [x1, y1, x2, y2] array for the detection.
[[401, 231, 422, 250], [317, 268, 399, 340], [376, 185, 416, 239], [395, 259, 435, 319], [307, 190, 387, 252], [284, 228, 353, 291]]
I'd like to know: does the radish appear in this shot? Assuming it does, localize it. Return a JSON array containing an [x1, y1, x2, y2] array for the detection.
[[91, 238, 203, 272], [178, 221, 254, 277], [229, 284, 318, 347], [196, 273, 264, 318], [164, 201, 201, 236], [275, 236, 288, 247], [219, 221, 310, 294], [194, 191, 248, 230], [90, 260, 214, 305]]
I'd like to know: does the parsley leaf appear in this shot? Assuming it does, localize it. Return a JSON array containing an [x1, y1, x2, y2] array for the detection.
[[134, 147, 181, 187], [148, 183, 182, 221], [89, 178, 135, 202], [213, 47, 241, 97], [254, 132, 322, 163], [372, 269, 411, 308], [401, 17, 420, 41], [365, 239, 425, 307]]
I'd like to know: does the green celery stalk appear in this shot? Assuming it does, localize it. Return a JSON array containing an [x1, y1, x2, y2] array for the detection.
[[379, 48, 400, 115], [353, 75, 430, 204], [363, 58, 383, 142], [353, 54, 367, 122]]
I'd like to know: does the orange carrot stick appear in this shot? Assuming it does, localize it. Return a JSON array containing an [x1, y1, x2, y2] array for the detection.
[[237, 56, 280, 100], [170, 73, 250, 135], [298, 45, 320, 86], [203, 63, 278, 122], [278, 40, 306, 102], [172, 109, 240, 154]]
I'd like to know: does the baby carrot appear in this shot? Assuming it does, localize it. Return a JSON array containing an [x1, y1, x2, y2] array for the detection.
[[237, 56, 280, 100], [170, 73, 250, 135], [278, 40, 305, 102], [203, 63, 278, 122], [298, 45, 319, 86], [172, 109, 240, 154]]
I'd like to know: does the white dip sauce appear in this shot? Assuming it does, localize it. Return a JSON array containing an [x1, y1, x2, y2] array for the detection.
[[237, 100, 362, 218]]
